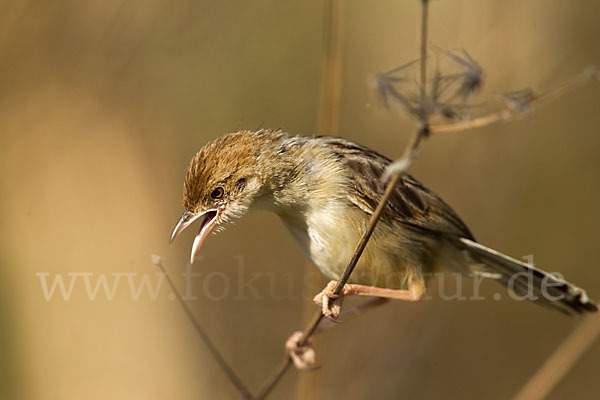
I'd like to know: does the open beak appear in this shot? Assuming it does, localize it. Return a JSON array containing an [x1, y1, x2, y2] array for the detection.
[[170, 208, 222, 263]]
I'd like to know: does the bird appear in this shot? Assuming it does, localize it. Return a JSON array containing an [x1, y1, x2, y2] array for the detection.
[[170, 129, 597, 320]]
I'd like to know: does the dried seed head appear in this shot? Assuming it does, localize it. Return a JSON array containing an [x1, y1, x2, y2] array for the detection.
[[373, 49, 485, 122]]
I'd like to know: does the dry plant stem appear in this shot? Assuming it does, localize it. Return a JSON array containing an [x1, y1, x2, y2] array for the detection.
[[256, 1, 433, 397], [255, 127, 430, 400], [420, 0, 429, 96], [155, 260, 253, 400], [430, 66, 597, 134], [330, 0, 431, 299], [318, 0, 345, 134], [299, 0, 345, 395], [511, 316, 600, 400]]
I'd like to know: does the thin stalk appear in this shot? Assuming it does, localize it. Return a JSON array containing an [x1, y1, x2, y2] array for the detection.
[[420, 0, 429, 97], [154, 259, 253, 400], [256, 1, 433, 397], [511, 316, 600, 400]]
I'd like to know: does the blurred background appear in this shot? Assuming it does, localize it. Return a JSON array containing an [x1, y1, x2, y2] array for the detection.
[[1, 1, 599, 399]]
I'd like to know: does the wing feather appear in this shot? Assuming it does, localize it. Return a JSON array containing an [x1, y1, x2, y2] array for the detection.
[[316, 136, 474, 240]]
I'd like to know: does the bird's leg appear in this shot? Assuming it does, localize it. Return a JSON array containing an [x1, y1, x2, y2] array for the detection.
[[314, 280, 423, 319]]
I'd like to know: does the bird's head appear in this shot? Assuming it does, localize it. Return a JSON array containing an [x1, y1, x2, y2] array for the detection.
[[170, 130, 285, 263]]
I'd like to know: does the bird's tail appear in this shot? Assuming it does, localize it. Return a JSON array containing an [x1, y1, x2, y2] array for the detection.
[[452, 237, 597, 315]]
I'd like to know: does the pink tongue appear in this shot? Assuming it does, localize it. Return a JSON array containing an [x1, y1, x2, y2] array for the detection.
[[199, 213, 212, 231], [197, 212, 216, 242]]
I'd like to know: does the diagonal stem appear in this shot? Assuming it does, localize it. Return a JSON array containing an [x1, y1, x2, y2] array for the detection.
[[154, 259, 253, 400], [256, 1, 433, 398], [511, 316, 600, 400], [254, 126, 430, 400], [420, 0, 429, 97]]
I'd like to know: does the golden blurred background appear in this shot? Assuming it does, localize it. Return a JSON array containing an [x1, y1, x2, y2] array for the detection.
[[1, 1, 599, 399]]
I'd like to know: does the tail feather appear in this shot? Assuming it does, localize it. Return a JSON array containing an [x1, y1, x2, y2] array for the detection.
[[454, 238, 598, 315]]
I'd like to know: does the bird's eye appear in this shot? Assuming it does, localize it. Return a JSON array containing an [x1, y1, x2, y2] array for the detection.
[[211, 187, 225, 199]]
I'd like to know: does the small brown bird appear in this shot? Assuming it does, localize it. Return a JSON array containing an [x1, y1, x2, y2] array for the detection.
[[170, 129, 597, 318]]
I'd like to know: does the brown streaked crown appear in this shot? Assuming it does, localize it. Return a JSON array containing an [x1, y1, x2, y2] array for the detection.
[[182, 129, 287, 212]]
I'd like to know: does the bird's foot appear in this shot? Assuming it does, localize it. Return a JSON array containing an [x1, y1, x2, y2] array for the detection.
[[314, 280, 424, 319], [313, 280, 344, 319], [285, 331, 317, 371]]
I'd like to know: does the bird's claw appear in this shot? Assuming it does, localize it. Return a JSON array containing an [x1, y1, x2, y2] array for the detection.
[[313, 281, 343, 320], [285, 331, 317, 371]]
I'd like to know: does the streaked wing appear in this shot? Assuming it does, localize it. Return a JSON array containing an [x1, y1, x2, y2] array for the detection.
[[317, 136, 474, 240]]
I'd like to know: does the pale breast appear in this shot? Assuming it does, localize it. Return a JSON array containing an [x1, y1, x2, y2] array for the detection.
[[279, 201, 359, 278], [279, 200, 427, 292]]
